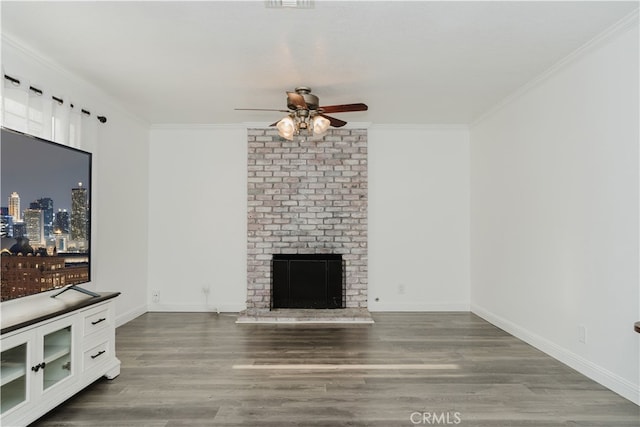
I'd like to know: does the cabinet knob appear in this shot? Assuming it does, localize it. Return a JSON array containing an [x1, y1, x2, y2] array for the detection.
[[31, 362, 46, 372]]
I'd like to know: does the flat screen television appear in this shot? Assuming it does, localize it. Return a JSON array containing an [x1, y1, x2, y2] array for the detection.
[[1, 127, 92, 302]]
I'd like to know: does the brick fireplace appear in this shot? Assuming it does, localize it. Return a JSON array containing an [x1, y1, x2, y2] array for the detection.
[[245, 128, 368, 313]]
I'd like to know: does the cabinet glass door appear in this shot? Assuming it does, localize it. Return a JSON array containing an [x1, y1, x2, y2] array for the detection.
[[1, 343, 27, 414], [42, 326, 72, 390]]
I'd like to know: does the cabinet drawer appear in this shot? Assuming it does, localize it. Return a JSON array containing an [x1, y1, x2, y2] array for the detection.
[[82, 341, 111, 372], [82, 307, 111, 337]]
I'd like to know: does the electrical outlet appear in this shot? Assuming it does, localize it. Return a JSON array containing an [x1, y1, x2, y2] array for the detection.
[[202, 286, 210, 295], [152, 290, 160, 303], [398, 284, 405, 295], [578, 325, 587, 343]]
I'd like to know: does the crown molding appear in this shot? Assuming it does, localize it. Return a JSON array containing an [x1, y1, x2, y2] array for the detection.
[[149, 123, 248, 131], [370, 124, 469, 131], [471, 8, 639, 129], [151, 122, 373, 130]]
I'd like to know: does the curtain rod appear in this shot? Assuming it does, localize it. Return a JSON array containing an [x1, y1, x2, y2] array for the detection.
[[3, 74, 107, 123]]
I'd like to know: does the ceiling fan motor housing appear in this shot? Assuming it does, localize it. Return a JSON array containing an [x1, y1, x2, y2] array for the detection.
[[288, 86, 319, 110], [236, 86, 366, 130]]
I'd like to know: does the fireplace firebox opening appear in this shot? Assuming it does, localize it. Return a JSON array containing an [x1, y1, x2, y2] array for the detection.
[[271, 254, 344, 309]]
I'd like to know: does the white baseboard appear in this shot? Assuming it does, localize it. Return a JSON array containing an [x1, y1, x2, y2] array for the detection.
[[147, 302, 246, 313], [471, 303, 640, 405], [369, 301, 470, 312]]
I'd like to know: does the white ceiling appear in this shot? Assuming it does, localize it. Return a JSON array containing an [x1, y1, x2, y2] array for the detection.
[[1, 1, 638, 125]]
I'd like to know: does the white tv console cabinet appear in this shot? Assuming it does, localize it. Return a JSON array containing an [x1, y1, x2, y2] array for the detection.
[[1, 289, 120, 426]]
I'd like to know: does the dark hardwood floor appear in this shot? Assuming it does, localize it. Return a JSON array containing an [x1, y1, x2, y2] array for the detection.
[[32, 312, 639, 426]]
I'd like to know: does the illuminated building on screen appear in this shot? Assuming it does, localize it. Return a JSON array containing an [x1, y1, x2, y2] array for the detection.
[[54, 209, 70, 234], [23, 209, 44, 247], [1, 207, 13, 238], [71, 183, 88, 244], [8, 191, 21, 222], [32, 197, 54, 237]]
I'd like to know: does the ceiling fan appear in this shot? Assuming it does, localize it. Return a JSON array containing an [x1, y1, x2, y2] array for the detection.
[[235, 87, 368, 140]]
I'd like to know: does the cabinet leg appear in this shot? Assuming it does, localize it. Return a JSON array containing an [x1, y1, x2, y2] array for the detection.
[[104, 360, 121, 379]]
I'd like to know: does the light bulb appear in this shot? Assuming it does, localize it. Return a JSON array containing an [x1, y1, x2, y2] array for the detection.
[[277, 116, 295, 141], [312, 115, 330, 136]]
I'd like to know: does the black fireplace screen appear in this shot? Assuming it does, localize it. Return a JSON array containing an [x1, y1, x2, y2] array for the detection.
[[271, 254, 343, 309]]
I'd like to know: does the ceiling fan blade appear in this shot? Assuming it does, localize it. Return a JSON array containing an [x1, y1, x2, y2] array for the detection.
[[287, 91, 307, 110], [235, 108, 290, 113], [320, 114, 347, 128], [319, 103, 368, 114]]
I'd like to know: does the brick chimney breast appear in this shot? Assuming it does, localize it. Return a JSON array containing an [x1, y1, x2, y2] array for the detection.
[[246, 128, 368, 310]]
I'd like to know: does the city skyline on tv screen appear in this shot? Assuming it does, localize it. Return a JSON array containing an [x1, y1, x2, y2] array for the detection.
[[1, 128, 92, 301], [1, 129, 90, 215]]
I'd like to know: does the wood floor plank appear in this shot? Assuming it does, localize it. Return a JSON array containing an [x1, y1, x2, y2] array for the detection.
[[30, 312, 639, 426]]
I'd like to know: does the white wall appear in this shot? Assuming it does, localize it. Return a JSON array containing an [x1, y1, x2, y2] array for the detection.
[[147, 125, 471, 312], [94, 113, 149, 325], [369, 126, 470, 311], [470, 19, 639, 404], [2, 37, 150, 326], [147, 126, 247, 312]]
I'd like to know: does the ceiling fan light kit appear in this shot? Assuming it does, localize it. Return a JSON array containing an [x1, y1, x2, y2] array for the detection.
[[277, 111, 331, 141], [236, 87, 367, 141]]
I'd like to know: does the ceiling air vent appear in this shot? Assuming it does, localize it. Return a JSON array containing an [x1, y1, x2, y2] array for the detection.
[[265, 0, 314, 9]]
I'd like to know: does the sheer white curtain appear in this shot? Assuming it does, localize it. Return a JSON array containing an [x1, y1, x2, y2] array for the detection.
[[1, 71, 98, 150], [1, 74, 30, 133]]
